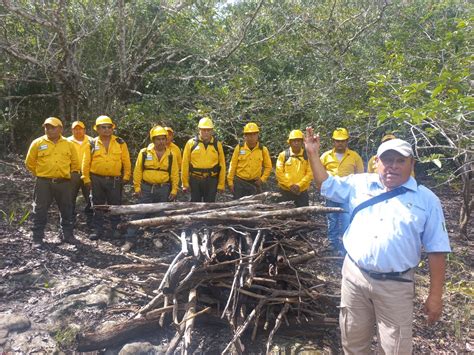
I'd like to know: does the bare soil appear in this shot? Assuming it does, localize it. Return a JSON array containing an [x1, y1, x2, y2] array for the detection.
[[0, 156, 472, 354]]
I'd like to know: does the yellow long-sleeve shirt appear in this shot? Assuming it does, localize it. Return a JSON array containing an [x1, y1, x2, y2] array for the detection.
[[67, 134, 92, 168], [181, 136, 226, 190], [25, 135, 80, 179], [82, 135, 131, 184], [275, 148, 313, 192], [227, 142, 272, 187], [168, 142, 182, 170], [133, 144, 179, 195], [320, 148, 364, 177]]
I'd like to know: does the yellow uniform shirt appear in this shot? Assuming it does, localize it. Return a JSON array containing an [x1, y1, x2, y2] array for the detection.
[[320, 148, 364, 177], [275, 148, 313, 192], [25, 135, 80, 179], [227, 142, 272, 187], [181, 136, 226, 190], [368, 154, 415, 176], [67, 134, 92, 168], [168, 142, 182, 170], [133, 144, 179, 195], [82, 135, 132, 184]]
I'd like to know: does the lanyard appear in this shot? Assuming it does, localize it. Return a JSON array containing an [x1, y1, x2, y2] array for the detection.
[[349, 185, 408, 223]]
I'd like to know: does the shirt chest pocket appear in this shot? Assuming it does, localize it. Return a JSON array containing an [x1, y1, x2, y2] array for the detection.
[[252, 153, 263, 163], [397, 201, 427, 234], [144, 157, 157, 169], [109, 145, 122, 158], [37, 147, 51, 158]]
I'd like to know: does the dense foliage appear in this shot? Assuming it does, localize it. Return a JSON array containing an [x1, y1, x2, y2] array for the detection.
[[1, 0, 472, 233]]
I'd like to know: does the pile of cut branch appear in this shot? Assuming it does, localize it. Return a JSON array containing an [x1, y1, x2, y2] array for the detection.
[[78, 193, 343, 353]]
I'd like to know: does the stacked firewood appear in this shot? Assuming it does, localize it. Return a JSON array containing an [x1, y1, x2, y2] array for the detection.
[[78, 193, 343, 353]]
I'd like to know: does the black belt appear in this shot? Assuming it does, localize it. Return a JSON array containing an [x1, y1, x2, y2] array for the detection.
[[348, 255, 412, 283], [91, 173, 121, 180], [143, 181, 170, 188], [235, 176, 257, 184], [38, 177, 70, 184], [190, 173, 216, 180]]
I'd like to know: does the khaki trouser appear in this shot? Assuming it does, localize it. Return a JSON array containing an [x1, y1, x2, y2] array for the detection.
[[340, 256, 415, 354]]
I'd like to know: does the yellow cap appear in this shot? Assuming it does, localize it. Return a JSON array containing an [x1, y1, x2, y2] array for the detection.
[[381, 134, 396, 143], [332, 128, 349, 140], [94, 115, 116, 131], [149, 126, 168, 140], [198, 116, 214, 129], [72, 120, 85, 129], [42, 117, 63, 127], [243, 122, 260, 133], [164, 126, 174, 133]]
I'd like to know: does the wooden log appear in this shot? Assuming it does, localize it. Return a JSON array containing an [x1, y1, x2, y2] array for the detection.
[[76, 306, 171, 351], [122, 205, 343, 228], [184, 288, 197, 354], [166, 288, 197, 355], [266, 303, 290, 353], [96, 192, 282, 215], [191, 231, 200, 258], [222, 301, 265, 354], [106, 263, 169, 273]]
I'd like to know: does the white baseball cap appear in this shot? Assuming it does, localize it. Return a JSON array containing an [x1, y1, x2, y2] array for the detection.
[[377, 138, 413, 157]]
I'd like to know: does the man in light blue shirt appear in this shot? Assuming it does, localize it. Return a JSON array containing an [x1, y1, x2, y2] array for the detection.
[[305, 127, 451, 354]]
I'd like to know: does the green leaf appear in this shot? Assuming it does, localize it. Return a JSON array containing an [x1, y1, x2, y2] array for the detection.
[[431, 84, 444, 98]]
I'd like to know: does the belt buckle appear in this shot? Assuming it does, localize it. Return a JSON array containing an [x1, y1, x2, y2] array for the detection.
[[367, 271, 384, 280], [51, 178, 59, 183]]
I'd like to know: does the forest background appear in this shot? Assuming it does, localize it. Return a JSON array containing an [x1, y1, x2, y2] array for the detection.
[[0, 0, 472, 235]]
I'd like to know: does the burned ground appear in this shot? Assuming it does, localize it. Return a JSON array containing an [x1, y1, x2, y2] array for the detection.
[[0, 156, 471, 354]]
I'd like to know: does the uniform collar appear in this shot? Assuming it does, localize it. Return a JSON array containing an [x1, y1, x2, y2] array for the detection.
[[97, 134, 116, 144], [147, 143, 169, 155], [44, 134, 66, 144], [290, 147, 305, 157], [243, 142, 259, 150], [68, 135, 89, 144], [331, 148, 349, 156]]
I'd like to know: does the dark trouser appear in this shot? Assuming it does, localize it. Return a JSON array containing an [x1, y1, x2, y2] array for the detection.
[[90, 174, 122, 235], [233, 176, 261, 199], [278, 188, 309, 207], [31, 177, 73, 239], [71, 172, 92, 217], [126, 182, 171, 239], [190, 175, 218, 202]]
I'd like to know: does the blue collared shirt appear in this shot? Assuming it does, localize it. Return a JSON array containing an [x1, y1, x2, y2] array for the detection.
[[321, 173, 451, 272]]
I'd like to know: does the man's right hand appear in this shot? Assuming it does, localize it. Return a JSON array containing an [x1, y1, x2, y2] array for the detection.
[[304, 127, 321, 156], [182, 187, 189, 193]]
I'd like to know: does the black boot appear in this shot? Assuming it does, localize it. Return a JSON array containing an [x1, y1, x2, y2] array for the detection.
[[63, 232, 78, 244], [31, 232, 44, 247]]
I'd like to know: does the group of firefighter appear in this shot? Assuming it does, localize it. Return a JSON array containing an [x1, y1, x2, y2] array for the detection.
[[25, 114, 451, 354], [26, 114, 391, 252]]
